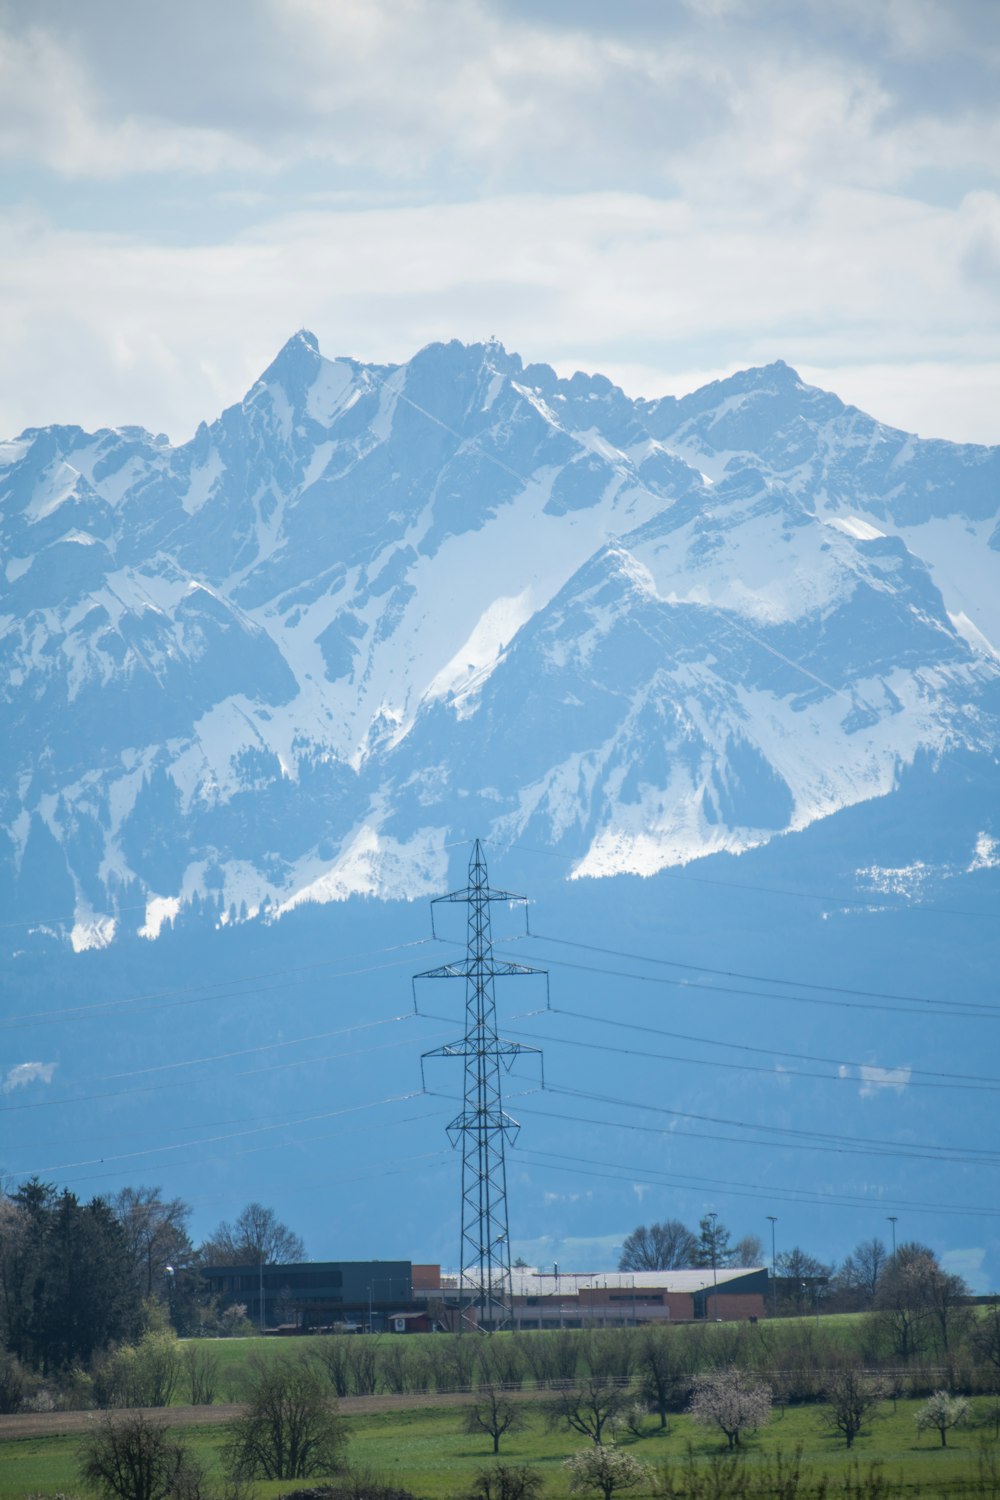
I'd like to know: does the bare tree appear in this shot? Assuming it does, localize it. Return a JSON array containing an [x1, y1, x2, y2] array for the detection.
[[634, 1324, 686, 1429], [464, 1384, 527, 1454], [547, 1373, 631, 1446], [224, 1352, 346, 1479], [423, 1331, 479, 1391], [378, 1339, 413, 1394], [823, 1365, 887, 1448], [582, 1328, 634, 1382], [686, 1366, 772, 1450], [201, 1201, 304, 1265], [774, 1247, 831, 1316], [837, 1238, 888, 1308], [875, 1243, 969, 1361], [478, 1335, 527, 1389], [731, 1234, 765, 1266], [618, 1219, 696, 1271], [0, 1351, 26, 1414], [112, 1187, 192, 1299], [182, 1343, 220, 1405], [78, 1412, 203, 1500], [311, 1335, 353, 1397], [344, 1333, 380, 1396], [471, 1462, 545, 1500], [971, 1302, 1000, 1388]]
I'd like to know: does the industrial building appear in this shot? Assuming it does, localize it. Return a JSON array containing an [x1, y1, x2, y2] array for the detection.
[[499, 1267, 767, 1328], [200, 1259, 429, 1331], [201, 1259, 766, 1331]]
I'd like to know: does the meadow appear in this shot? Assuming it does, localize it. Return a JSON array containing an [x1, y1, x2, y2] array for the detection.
[[3, 1385, 1000, 1499]]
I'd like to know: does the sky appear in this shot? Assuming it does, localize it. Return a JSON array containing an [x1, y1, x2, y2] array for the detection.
[[1, 0, 999, 445]]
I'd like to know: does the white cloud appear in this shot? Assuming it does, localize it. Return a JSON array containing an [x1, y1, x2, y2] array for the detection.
[[0, 2, 997, 443], [859, 1064, 912, 1098], [2, 1060, 57, 1094], [3, 0, 998, 194], [1, 184, 998, 444]]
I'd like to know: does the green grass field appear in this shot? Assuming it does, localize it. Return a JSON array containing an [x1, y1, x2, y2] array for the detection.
[[3, 1394, 1000, 1499]]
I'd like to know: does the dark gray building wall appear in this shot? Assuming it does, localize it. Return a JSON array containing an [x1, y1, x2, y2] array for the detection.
[[201, 1259, 412, 1329]]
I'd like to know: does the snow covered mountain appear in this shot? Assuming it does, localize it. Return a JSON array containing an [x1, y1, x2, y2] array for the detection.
[[2, 332, 998, 949]]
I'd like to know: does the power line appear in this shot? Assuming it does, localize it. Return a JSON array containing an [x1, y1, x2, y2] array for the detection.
[[10, 1089, 427, 1179], [100, 1012, 416, 1080], [513, 1096, 992, 1170], [0, 939, 432, 1031], [526, 1085, 1000, 1167], [530, 931, 990, 1012], [522, 1008, 1000, 1092], [52, 1135, 453, 1194], [495, 943, 998, 1021], [1, 1023, 453, 1114], [512, 1145, 1000, 1222]]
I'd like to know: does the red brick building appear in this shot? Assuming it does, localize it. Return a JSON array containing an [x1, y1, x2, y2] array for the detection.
[[416, 1266, 767, 1329]]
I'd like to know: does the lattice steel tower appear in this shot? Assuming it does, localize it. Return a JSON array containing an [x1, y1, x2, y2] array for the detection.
[[416, 840, 544, 1332]]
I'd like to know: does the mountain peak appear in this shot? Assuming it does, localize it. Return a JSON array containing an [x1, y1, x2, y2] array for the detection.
[[711, 358, 807, 399], [255, 328, 324, 402]]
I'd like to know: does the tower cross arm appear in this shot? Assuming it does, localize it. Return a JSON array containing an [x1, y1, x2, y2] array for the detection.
[[492, 960, 546, 978], [422, 1037, 542, 1063], [432, 884, 527, 907], [413, 960, 475, 981]]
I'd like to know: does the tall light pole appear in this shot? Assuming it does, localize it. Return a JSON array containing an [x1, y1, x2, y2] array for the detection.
[[887, 1216, 898, 1262], [767, 1216, 777, 1316], [164, 1265, 175, 1331], [707, 1212, 719, 1322], [259, 1254, 265, 1334], [367, 1277, 401, 1333]]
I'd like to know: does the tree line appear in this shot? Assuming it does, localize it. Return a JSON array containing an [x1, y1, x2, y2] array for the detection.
[[0, 1175, 303, 1395], [618, 1215, 966, 1319], [0, 1176, 992, 1419]]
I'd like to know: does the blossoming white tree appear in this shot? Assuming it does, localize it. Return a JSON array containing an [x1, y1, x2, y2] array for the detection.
[[565, 1445, 654, 1500], [916, 1390, 970, 1447], [686, 1365, 772, 1450]]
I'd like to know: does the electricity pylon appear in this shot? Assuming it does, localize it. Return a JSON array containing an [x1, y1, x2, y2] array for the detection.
[[416, 840, 545, 1332]]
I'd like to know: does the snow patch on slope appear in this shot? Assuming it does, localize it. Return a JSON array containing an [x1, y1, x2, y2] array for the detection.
[[276, 825, 448, 912], [425, 589, 535, 709], [825, 515, 886, 541], [306, 359, 361, 425]]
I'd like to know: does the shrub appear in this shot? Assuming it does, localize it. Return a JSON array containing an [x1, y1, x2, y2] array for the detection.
[[469, 1463, 546, 1500], [77, 1412, 204, 1500]]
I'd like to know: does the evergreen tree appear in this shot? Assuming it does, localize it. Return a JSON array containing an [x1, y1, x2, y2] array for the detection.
[[691, 1215, 731, 1270]]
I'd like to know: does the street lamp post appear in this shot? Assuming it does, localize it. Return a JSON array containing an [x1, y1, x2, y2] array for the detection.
[[887, 1216, 898, 1261], [707, 1212, 719, 1321], [767, 1217, 777, 1316], [164, 1265, 175, 1331], [259, 1255, 265, 1334], [368, 1277, 402, 1333]]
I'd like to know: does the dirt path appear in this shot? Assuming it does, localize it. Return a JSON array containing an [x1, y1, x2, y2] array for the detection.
[[0, 1388, 521, 1441]]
